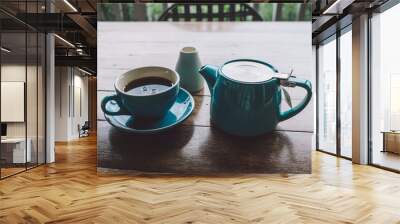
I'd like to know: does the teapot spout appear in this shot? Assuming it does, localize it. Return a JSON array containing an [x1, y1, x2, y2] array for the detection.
[[199, 65, 218, 95]]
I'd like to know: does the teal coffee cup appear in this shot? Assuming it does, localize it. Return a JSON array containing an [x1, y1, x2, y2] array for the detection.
[[101, 66, 180, 119]]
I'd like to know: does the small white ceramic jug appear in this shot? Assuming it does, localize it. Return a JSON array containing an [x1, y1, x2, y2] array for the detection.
[[175, 47, 204, 93]]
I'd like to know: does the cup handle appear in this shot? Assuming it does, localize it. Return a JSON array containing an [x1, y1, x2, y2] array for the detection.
[[101, 94, 129, 116], [278, 77, 312, 122]]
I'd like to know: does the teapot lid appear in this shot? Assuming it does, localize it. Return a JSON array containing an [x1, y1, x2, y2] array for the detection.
[[221, 59, 278, 83]]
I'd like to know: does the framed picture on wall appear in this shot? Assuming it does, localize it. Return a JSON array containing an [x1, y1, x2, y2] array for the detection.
[[1, 81, 25, 122]]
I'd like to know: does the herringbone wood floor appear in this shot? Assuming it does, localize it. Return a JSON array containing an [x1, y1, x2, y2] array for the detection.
[[1, 135, 400, 224]]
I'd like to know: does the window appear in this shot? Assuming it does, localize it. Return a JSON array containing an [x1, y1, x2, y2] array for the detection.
[[0, 2, 46, 179], [339, 28, 352, 158], [317, 36, 337, 154], [370, 3, 400, 171], [316, 26, 353, 158]]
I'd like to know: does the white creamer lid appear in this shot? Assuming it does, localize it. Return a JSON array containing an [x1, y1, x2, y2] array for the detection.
[[221, 60, 276, 83]]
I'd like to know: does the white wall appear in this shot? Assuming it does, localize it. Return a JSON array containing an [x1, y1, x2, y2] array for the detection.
[[55, 66, 69, 141], [1, 64, 42, 138], [54, 67, 89, 141], [71, 73, 89, 138], [1, 63, 46, 164], [1, 65, 26, 138]]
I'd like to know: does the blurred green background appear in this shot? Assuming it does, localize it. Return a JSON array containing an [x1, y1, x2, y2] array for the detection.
[[98, 3, 312, 22]]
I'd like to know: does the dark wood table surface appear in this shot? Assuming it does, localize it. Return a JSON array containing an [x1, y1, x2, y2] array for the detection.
[[97, 22, 313, 174]]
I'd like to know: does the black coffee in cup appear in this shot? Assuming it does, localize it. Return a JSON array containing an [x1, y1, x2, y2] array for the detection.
[[102, 66, 180, 118], [124, 77, 173, 96]]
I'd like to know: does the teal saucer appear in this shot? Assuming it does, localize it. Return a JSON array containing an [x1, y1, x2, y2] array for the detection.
[[103, 88, 194, 134]]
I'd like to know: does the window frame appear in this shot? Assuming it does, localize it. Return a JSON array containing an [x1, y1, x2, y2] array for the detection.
[[315, 23, 352, 160]]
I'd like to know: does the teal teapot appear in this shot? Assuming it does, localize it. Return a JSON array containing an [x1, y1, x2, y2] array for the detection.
[[199, 59, 312, 136]]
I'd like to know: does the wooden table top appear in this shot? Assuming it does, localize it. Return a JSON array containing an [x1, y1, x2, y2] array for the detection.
[[97, 21, 313, 174]]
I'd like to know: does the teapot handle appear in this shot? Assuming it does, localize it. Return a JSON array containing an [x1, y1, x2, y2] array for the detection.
[[278, 77, 312, 122]]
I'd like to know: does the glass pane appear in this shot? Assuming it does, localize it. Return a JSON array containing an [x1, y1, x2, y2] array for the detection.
[[340, 29, 352, 158], [371, 4, 400, 171], [27, 31, 38, 169], [1, 28, 27, 177], [38, 32, 45, 165], [26, 0, 39, 169], [318, 37, 337, 154]]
